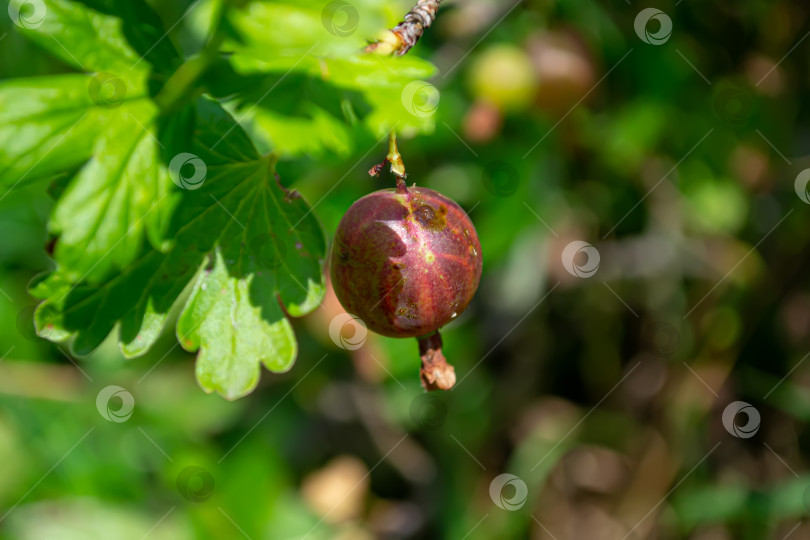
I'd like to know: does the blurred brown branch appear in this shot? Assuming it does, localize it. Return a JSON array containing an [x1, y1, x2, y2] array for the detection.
[[365, 0, 443, 56]]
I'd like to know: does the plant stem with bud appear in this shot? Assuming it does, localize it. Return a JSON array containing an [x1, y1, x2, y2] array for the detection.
[[365, 0, 444, 56]]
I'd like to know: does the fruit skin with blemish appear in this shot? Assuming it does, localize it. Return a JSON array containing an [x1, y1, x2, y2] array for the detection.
[[330, 181, 482, 390]]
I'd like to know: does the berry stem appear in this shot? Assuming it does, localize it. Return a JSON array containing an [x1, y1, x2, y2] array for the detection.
[[387, 131, 408, 193], [418, 331, 456, 391]]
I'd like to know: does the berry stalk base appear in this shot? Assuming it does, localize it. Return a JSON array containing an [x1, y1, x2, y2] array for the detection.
[[418, 331, 456, 391]]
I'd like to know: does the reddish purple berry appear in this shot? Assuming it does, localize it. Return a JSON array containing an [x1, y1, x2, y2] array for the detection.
[[330, 182, 482, 390]]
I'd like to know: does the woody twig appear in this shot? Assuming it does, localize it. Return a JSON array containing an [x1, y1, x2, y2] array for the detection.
[[365, 0, 444, 56]]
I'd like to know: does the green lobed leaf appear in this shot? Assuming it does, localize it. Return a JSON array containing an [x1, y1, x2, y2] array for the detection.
[[0, 75, 129, 188], [30, 97, 326, 400], [13, 0, 180, 75], [210, 0, 439, 156], [1, 0, 183, 279], [48, 98, 179, 282]]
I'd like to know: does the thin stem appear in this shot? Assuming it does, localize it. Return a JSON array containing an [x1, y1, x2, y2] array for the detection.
[[153, 54, 212, 112], [387, 131, 408, 192], [154, 0, 226, 113]]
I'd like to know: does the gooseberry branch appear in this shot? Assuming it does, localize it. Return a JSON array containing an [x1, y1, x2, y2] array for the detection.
[[365, 0, 444, 56]]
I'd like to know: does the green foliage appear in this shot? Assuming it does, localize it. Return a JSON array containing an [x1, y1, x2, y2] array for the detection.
[[1, 0, 438, 398]]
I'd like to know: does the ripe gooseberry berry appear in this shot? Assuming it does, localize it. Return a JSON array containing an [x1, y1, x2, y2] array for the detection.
[[330, 173, 482, 391]]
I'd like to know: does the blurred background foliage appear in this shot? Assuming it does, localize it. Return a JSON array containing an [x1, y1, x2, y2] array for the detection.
[[2, 0, 810, 538]]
